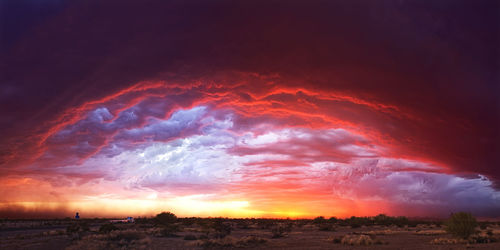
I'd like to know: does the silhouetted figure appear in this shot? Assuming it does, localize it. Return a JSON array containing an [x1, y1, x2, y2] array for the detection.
[[75, 212, 80, 219]]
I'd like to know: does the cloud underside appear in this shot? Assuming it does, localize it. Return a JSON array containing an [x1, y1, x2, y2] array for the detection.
[[1, 78, 499, 218]]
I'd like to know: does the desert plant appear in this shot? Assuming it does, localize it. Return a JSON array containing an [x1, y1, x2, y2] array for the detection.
[[328, 216, 338, 223], [445, 212, 477, 239], [430, 237, 467, 245], [184, 234, 197, 240], [67, 229, 151, 250], [155, 212, 178, 236], [66, 221, 90, 234], [99, 223, 118, 233], [318, 223, 336, 231], [212, 218, 232, 238], [341, 234, 373, 245], [270, 223, 292, 238], [191, 235, 267, 248], [155, 211, 177, 226], [327, 235, 342, 244], [414, 229, 447, 235], [236, 219, 251, 229], [313, 216, 326, 224], [256, 219, 274, 229]]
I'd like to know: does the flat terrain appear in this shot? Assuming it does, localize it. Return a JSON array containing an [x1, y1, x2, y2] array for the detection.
[[1, 219, 500, 249]]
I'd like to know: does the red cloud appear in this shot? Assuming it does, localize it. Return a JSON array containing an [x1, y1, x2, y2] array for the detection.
[[1, 72, 496, 187]]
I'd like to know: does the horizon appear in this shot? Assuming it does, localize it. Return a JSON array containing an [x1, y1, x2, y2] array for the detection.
[[1, 0, 499, 220]]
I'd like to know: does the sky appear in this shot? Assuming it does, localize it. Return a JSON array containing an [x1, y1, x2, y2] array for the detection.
[[0, 0, 499, 219]]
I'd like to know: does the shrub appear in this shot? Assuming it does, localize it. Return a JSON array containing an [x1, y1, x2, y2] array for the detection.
[[327, 235, 342, 244], [180, 217, 196, 226], [238, 235, 267, 245], [99, 223, 118, 234], [212, 218, 232, 238], [445, 212, 477, 239], [318, 223, 336, 231], [155, 212, 177, 226], [256, 219, 274, 229], [236, 220, 251, 229], [343, 216, 372, 228], [313, 216, 326, 225], [66, 222, 90, 234], [184, 234, 197, 240], [270, 223, 292, 238], [160, 225, 179, 237], [155, 212, 178, 236], [374, 238, 388, 245], [191, 235, 267, 248], [430, 237, 466, 245], [67, 229, 151, 250], [341, 234, 373, 245], [328, 217, 338, 223], [108, 229, 145, 242], [414, 229, 446, 235], [469, 231, 498, 244]]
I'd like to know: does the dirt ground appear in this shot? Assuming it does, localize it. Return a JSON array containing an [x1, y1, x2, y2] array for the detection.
[[1, 219, 500, 249]]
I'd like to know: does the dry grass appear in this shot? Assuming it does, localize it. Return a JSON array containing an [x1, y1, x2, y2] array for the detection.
[[430, 232, 499, 245], [67, 229, 151, 250], [144, 227, 165, 237], [189, 235, 267, 248], [327, 234, 388, 246], [365, 229, 401, 235], [414, 229, 446, 235], [340, 234, 374, 245], [42, 230, 65, 236], [430, 237, 467, 245]]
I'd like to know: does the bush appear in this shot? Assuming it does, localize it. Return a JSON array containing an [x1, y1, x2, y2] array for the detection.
[[66, 222, 90, 234], [345, 216, 366, 228], [445, 212, 477, 239], [155, 212, 178, 236], [191, 236, 267, 248], [341, 234, 373, 246], [312, 216, 326, 225], [327, 235, 342, 244], [107, 229, 145, 242], [328, 217, 338, 223], [184, 234, 197, 240], [318, 223, 336, 231], [212, 218, 232, 238], [155, 212, 177, 226], [236, 220, 251, 229], [160, 225, 179, 237], [430, 237, 467, 245], [271, 223, 292, 238], [99, 223, 118, 234], [67, 229, 151, 250]]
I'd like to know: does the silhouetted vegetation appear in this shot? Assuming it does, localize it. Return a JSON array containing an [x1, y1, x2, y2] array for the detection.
[[445, 212, 478, 239], [183, 234, 197, 241], [212, 218, 232, 238], [3, 213, 500, 249], [312, 216, 326, 224], [270, 222, 292, 238], [66, 221, 89, 234], [99, 223, 118, 233], [155, 211, 177, 226], [154, 211, 179, 237]]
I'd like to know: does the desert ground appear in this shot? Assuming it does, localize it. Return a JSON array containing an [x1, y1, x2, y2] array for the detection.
[[1, 215, 500, 249]]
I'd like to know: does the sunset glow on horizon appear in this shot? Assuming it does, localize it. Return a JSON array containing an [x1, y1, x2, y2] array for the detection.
[[1, 0, 499, 219]]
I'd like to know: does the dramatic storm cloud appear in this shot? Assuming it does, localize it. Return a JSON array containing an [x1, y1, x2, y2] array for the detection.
[[0, 0, 498, 218]]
